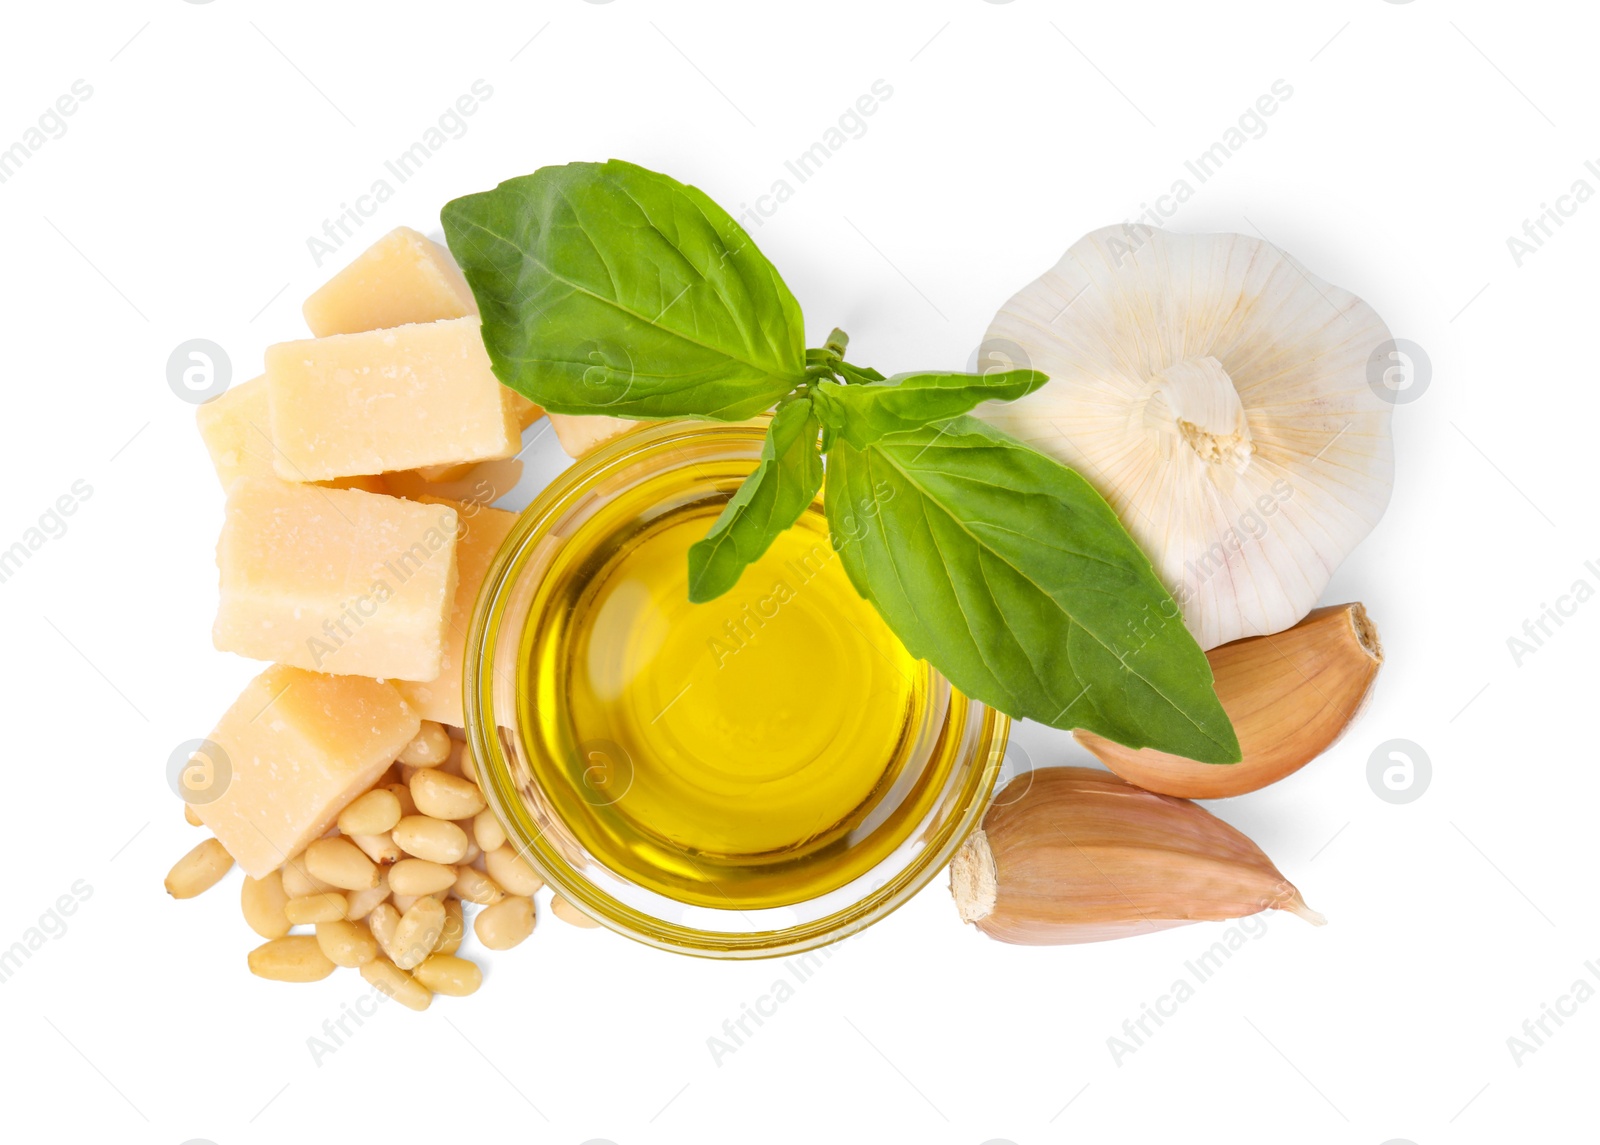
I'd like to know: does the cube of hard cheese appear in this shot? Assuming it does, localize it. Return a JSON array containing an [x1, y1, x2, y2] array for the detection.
[[297, 226, 541, 460], [195, 375, 387, 493], [403, 396, 540, 484], [266, 318, 521, 481], [507, 391, 544, 431], [193, 665, 419, 877], [397, 498, 519, 726], [303, 227, 477, 337], [214, 478, 459, 681], [196, 375, 276, 486], [548, 412, 655, 459]]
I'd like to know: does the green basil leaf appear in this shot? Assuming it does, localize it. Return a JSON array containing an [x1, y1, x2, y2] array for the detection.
[[687, 398, 824, 603], [825, 416, 1240, 763], [833, 361, 885, 385], [813, 369, 1048, 448], [442, 160, 807, 420]]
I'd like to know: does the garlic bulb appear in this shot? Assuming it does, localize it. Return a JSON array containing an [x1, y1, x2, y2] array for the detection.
[[978, 227, 1394, 649]]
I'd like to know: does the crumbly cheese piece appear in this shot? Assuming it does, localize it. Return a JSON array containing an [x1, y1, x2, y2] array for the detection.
[[195, 375, 386, 493], [302, 227, 477, 338], [266, 318, 521, 481], [507, 391, 544, 431], [404, 396, 541, 483], [396, 498, 518, 726], [193, 665, 419, 877], [297, 225, 542, 461], [196, 375, 277, 486], [548, 412, 653, 459], [214, 477, 460, 681]]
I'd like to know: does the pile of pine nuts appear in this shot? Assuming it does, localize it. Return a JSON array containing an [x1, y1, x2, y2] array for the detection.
[[165, 720, 599, 1011]]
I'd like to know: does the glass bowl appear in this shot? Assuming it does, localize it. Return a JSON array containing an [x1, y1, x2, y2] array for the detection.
[[464, 417, 1007, 958]]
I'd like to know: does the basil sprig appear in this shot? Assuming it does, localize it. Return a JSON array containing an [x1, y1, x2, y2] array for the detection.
[[826, 417, 1241, 763], [441, 160, 805, 420], [443, 160, 1240, 762], [687, 395, 823, 604]]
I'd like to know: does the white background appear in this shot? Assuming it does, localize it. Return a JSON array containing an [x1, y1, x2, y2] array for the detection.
[[0, 2, 1592, 1142]]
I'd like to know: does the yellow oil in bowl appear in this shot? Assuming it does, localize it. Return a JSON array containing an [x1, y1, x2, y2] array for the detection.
[[468, 418, 1006, 955], [517, 467, 956, 909]]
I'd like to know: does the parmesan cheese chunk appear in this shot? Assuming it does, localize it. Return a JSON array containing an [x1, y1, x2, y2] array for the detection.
[[396, 498, 519, 726], [196, 376, 386, 493], [547, 412, 654, 459], [266, 318, 521, 481], [196, 375, 276, 487], [302, 227, 476, 338], [506, 390, 544, 432], [193, 665, 420, 877], [214, 478, 460, 681], [296, 225, 542, 461]]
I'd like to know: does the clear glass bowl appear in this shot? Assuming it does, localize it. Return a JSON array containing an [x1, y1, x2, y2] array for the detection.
[[464, 418, 1007, 958]]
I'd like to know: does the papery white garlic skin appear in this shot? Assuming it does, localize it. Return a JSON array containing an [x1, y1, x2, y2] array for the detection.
[[978, 226, 1395, 650]]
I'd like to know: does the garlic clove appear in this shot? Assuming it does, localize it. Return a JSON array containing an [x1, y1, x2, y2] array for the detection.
[[978, 227, 1394, 650], [1074, 603, 1382, 799], [950, 766, 1321, 945]]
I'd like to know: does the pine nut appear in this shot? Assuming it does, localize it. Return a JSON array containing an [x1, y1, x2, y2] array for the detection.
[[305, 837, 380, 891], [458, 743, 480, 786], [450, 866, 504, 906], [473, 810, 505, 853], [360, 957, 431, 1011], [393, 815, 469, 864], [474, 895, 535, 950], [410, 768, 486, 820], [368, 902, 400, 960], [437, 898, 464, 955], [165, 838, 234, 899], [349, 832, 402, 866], [551, 894, 599, 929], [413, 954, 482, 997], [345, 872, 389, 922], [391, 896, 445, 970], [315, 919, 378, 968], [439, 741, 464, 778], [240, 871, 291, 938], [388, 858, 457, 897], [398, 720, 452, 766], [338, 788, 402, 836], [281, 855, 334, 898], [184, 804, 202, 827], [484, 845, 543, 897], [387, 782, 418, 817], [285, 892, 348, 924], [248, 935, 336, 982]]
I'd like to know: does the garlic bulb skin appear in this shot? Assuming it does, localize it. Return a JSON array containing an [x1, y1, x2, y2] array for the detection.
[[979, 227, 1395, 649]]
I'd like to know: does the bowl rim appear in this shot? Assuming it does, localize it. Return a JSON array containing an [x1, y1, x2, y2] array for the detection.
[[463, 417, 1008, 959]]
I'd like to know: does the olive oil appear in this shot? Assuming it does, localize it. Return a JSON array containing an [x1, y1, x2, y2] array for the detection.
[[516, 469, 956, 910]]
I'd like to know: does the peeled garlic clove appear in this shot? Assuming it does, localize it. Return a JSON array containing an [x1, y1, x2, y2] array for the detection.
[[1075, 603, 1382, 799], [978, 227, 1395, 650], [950, 767, 1322, 945]]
